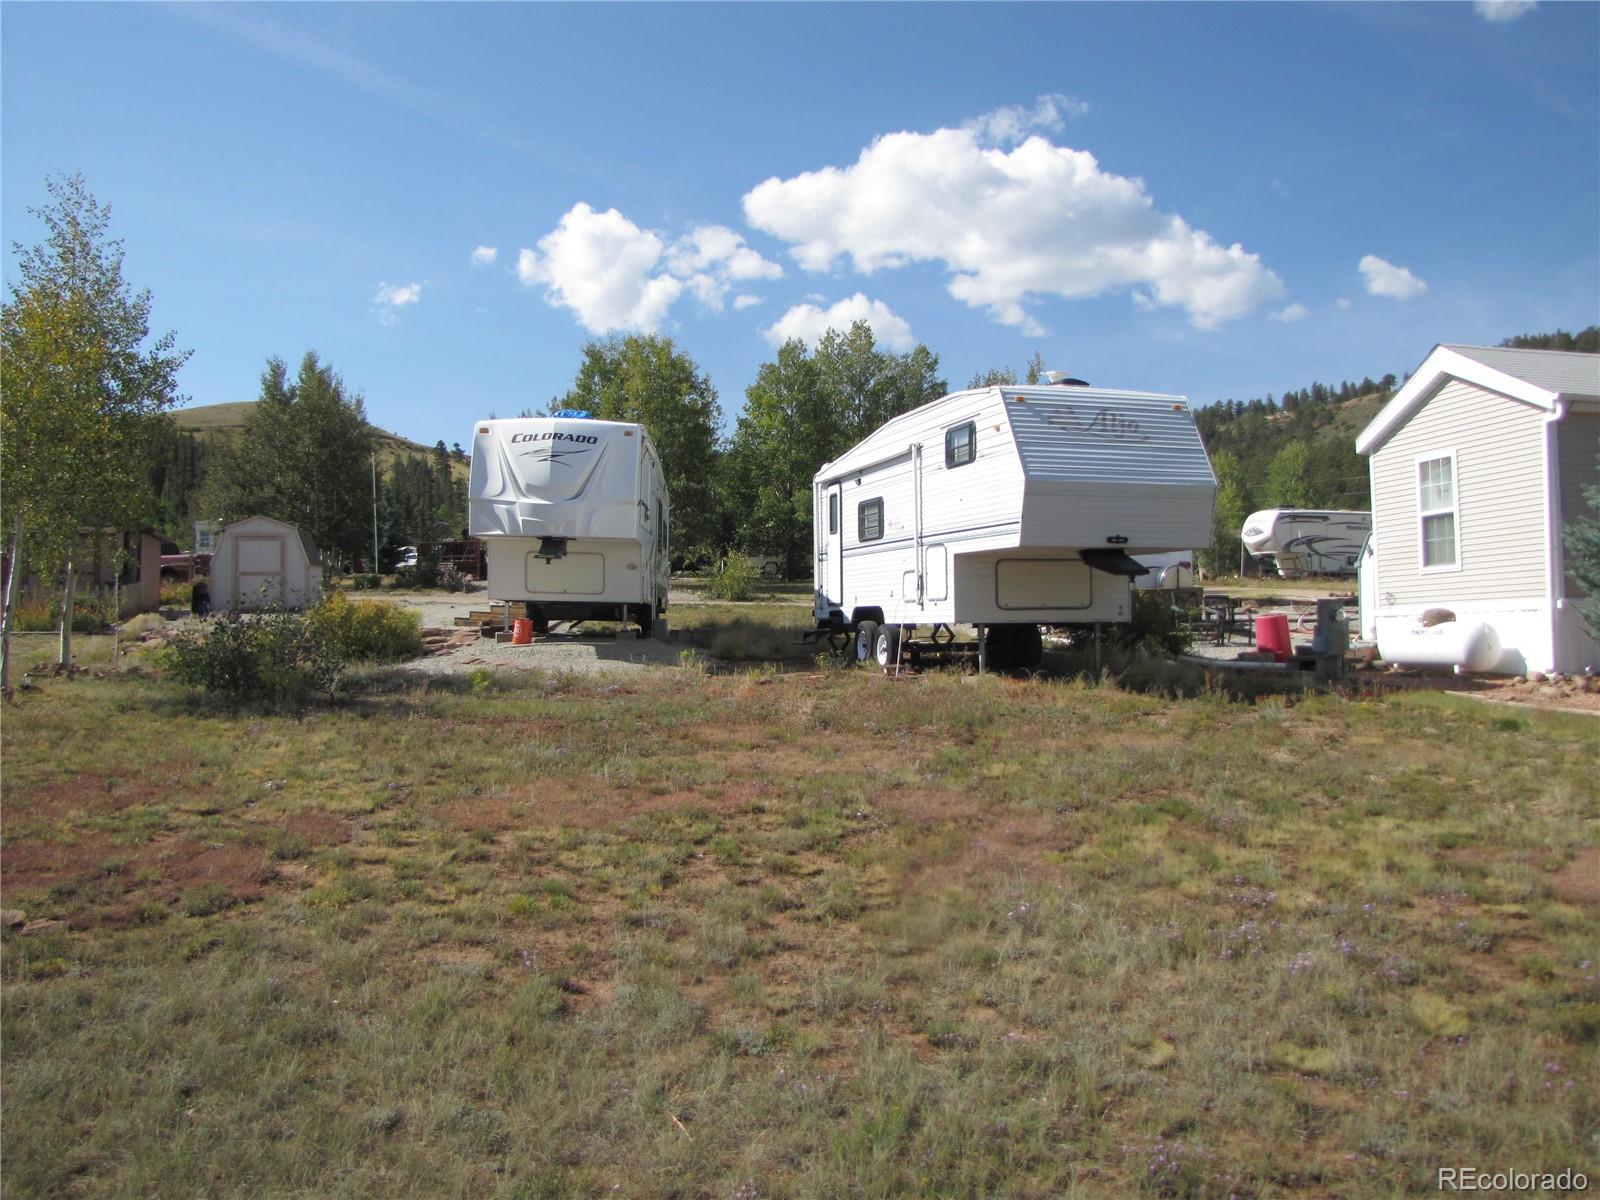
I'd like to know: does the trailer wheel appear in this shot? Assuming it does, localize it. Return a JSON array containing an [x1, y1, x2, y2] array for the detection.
[[523, 604, 550, 636], [874, 625, 900, 669], [854, 620, 879, 666], [636, 606, 653, 639], [987, 623, 1042, 671]]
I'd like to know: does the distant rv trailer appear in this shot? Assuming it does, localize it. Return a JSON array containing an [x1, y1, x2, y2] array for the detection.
[[1241, 509, 1371, 578], [1133, 551, 1197, 590], [813, 380, 1216, 669], [468, 413, 669, 636]]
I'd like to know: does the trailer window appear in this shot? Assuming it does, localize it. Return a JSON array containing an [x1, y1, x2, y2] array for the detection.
[[858, 498, 884, 542], [945, 421, 976, 468], [828, 492, 838, 534]]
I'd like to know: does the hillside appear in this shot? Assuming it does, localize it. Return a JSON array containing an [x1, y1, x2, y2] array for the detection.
[[172, 402, 468, 481]]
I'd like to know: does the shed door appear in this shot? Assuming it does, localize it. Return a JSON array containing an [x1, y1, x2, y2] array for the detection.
[[236, 535, 286, 609]]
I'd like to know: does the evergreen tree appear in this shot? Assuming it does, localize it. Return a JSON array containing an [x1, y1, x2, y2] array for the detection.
[[1564, 455, 1600, 639], [206, 352, 375, 563]]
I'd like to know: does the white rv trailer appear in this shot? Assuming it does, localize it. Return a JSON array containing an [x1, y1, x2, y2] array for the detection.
[[468, 413, 669, 636], [812, 382, 1216, 668], [1241, 508, 1372, 578]]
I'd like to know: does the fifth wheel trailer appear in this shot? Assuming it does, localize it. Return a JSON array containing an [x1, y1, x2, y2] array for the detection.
[[813, 381, 1217, 669], [1241, 508, 1372, 578], [468, 414, 669, 636]]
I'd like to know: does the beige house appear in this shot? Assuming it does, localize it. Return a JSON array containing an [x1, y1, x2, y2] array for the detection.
[[7, 528, 164, 618], [1356, 344, 1599, 675]]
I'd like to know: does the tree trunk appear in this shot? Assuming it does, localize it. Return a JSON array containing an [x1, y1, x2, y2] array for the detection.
[[58, 560, 75, 669], [1, 518, 22, 695]]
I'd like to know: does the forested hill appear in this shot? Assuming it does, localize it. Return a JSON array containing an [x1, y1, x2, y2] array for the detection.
[[1194, 378, 1389, 512], [1192, 326, 1599, 516]]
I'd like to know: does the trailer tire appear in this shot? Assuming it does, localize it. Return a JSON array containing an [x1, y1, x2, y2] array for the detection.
[[874, 625, 900, 669], [987, 623, 1043, 671], [854, 620, 879, 667], [523, 604, 550, 636]]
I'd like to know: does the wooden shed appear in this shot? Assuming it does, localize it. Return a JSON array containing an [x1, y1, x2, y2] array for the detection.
[[1356, 344, 1599, 675], [211, 516, 324, 612]]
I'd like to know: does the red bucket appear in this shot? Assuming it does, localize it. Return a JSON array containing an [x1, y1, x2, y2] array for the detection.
[[1256, 613, 1291, 662], [511, 618, 534, 645]]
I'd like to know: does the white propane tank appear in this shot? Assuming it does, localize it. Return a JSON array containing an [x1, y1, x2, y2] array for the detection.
[[1378, 618, 1501, 672]]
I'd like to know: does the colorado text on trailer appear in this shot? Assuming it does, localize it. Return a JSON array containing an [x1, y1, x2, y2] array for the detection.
[[468, 413, 669, 637], [813, 378, 1217, 670]]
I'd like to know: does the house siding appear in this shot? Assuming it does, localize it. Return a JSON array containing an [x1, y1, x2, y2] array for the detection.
[[1370, 379, 1547, 606], [1556, 409, 1600, 598]]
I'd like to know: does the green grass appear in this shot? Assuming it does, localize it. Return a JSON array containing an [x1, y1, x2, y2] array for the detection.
[[2, 662, 1596, 1198]]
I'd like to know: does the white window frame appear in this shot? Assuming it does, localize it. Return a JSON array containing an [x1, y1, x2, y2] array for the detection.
[[1415, 450, 1461, 574]]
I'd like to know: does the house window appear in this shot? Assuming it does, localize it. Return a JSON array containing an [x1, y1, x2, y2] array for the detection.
[[945, 421, 976, 468], [858, 498, 884, 542], [1417, 454, 1458, 569], [828, 492, 838, 535]]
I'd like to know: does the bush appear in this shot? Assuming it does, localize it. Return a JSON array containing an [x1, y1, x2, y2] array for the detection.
[[10, 594, 117, 633], [160, 580, 193, 607], [390, 562, 439, 590], [1055, 589, 1195, 657], [307, 593, 423, 662], [349, 573, 382, 591], [705, 555, 758, 602], [161, 607, 342, 702]]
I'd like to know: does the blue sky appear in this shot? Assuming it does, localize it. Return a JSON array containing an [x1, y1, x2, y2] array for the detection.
[[4, 1, 1597, 447]]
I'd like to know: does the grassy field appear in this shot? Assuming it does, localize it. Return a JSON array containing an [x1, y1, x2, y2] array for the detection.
[[2, 656, 1596, 1198]]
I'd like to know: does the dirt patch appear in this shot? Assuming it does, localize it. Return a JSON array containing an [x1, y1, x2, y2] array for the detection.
[[20, 771, 167, 819], [877, 789, 982, 823], [1366, 669, 1600, 715], [0, 832, 122, 892], [151, 840, 270, 903], [1547, 847, 1600, 907], [282, 811, 351, 846]]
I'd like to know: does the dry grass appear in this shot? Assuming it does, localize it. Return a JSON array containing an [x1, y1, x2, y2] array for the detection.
[[2, 660, 1596, 1198]]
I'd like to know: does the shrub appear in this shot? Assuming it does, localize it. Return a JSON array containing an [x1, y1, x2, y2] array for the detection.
[[10, 593, 118, 633], [160, 580, 193, 607], [161, 607, 342, 702], [705, 555, 758, 602], [1055, 589, 1195, 657], [307, 593, 423, 662], [390, 561, 439, 590], [349, 573, 382, 591]]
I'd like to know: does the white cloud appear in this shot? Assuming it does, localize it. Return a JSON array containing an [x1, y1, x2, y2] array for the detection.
[[373, 281, 422, 326], [517, 203, 683, 333], [964, 93, 1089, 147], [516, 209, 783, 330], [374, 281, 423, 309], [744, 118, 1283, 333], [664, 225, 782, 310], [1475, 0, 1536, 22], [471, 245, 498, 266], [732, 294, 763, 310], [1271, 302, 1309, 323], [1336, 298, 1352, 311], [1359, 254, 1427, 300], [762, 294, 913, 351]]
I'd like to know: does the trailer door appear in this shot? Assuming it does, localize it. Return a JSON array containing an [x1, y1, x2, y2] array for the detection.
[[817, 482, 844, 611]]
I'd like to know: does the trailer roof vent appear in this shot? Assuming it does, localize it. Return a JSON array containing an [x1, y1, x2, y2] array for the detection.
[[1044, 372, 1091, 387]]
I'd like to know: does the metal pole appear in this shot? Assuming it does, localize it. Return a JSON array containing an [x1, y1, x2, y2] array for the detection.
[[371, 452, 380, 574]]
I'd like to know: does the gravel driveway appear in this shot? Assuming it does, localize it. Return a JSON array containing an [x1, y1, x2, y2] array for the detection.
[[383, 588, 699, 677]]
